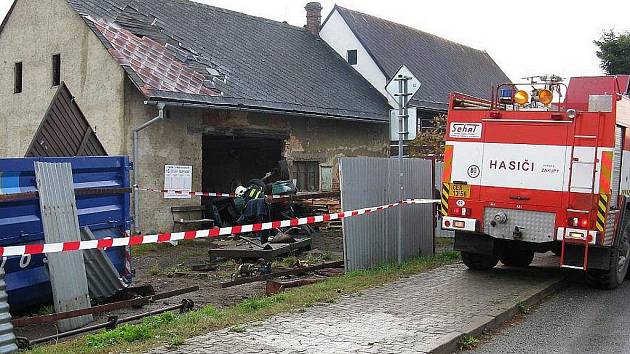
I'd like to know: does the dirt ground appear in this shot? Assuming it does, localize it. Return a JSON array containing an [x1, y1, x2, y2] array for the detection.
[[14, 228, 344, 343]]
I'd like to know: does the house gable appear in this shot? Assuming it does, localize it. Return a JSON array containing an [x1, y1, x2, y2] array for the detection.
[[320, 8, 395, 108], [0, 0, 127, 157], [323, 6, 511, 112]]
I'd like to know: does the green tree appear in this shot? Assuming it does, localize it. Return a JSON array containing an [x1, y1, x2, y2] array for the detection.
[[407, 114, 447, 161], [594, 30, 630, 75]]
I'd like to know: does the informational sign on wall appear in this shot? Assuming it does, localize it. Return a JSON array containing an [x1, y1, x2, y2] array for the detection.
[[164, 165, 192, 199]]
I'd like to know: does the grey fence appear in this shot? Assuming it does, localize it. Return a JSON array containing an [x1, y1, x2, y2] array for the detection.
[[434, 161, 454, 238], [340, 157, 434, 271]]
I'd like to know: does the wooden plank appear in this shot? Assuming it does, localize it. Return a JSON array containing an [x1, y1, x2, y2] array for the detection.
[[26, 83, 107, 157], [25, 84, 66, 156], [57, 88, 88, 134], [48, 103, 82, 150], [76, 126, 93, 156], [43, 108, 77, 155], [43, 124, 71, 155]]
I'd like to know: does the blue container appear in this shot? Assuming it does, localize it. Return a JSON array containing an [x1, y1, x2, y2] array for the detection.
[[0, 156, 133, 312]]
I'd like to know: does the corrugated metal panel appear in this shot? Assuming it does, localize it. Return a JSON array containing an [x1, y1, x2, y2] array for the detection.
[[340, 157, 433, 271], [81, 227, 125, 301], [35, 162, 92, 331], [0, 270, 17, 354], [26, 82, 107, 157], [434, 162, 444, 191], [611, 125, 623, 207], [0, 156, 131, 311]]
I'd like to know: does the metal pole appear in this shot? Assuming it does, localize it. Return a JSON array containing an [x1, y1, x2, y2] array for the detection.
[[396, 75, 409, 264], [132, 103, 166, 234]]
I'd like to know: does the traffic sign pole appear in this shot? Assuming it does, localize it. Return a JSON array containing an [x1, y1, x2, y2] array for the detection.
[[386, 65, 420, 264], [395, 75, 411, 264]]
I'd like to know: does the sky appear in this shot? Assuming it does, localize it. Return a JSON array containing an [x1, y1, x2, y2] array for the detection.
[[1, 0, 629, 83]]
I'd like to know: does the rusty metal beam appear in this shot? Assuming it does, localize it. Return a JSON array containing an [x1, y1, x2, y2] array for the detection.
[[11, 286, 199, 327], [0, 187, 132, 203], [19, 299, 195, 349], [220, 261, 344, 288], [265, 278, 324, 295]]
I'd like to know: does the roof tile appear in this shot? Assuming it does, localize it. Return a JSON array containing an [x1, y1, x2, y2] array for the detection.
[[334, 6, 511, 110], [92, 17, 220, 97], [67, 0, 390, 121]]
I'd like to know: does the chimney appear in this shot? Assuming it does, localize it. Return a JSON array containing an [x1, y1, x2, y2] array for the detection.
[[305, 2, 323, 37]]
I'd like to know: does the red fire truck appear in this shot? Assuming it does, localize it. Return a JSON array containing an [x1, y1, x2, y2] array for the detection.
[[441, 75, 630, 289]]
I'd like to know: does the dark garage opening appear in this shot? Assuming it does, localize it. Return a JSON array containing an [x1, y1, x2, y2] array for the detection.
[[202, 135, 284, 194]]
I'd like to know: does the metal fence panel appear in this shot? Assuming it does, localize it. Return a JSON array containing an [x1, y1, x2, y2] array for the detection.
[[340, 157, 434, 271], [81, 227, 125, 302], [35, 162, 92, 331]]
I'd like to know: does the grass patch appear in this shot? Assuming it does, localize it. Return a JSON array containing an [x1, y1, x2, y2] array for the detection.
[[228, 325, 246, 333], [147, 261, 190, 277], [35, 304, 54, 316], [131, 243, 174, 256], [517, 301, 531, 314], [29, 251, 460, 354], [458, 335, 479, 350], [272, 251, 341, 269], [436, 237, 454, 246]]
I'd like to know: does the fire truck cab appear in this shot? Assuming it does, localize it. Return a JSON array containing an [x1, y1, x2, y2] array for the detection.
[[441, 75, 630, 289]]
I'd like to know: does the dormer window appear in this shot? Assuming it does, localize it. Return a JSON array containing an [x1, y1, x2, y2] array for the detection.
[[347, 49, 357, 65]]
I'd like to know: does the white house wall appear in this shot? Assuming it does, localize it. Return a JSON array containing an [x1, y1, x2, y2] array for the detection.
[[320, 10, 395, 108], [0, 0, 126, 157]]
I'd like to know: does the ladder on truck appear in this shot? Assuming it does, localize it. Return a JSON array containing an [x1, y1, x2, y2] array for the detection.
[[561, 133, 600, 270]]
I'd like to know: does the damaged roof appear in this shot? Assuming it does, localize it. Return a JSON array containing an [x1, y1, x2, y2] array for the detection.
[[66, 0, 390, 122], [330, 6, 511, 111]]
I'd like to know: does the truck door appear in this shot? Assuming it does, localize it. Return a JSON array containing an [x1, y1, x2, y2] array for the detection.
[[479, 121, 571, 207]]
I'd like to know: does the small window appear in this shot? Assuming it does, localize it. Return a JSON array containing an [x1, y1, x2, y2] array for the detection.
[[14, 62, 23, 94], [347, 49, 358, 65], [52, 54, 61, 87], [294, 161, 320, 192]]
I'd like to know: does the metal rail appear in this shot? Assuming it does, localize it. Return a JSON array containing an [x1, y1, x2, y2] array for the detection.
[[12, 286, 199, 327], [0, 187, 132, 203], [220, 261, 344, 288], [17, 299, 194, 349]]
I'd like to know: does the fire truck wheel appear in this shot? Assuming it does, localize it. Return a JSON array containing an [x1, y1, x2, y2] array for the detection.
[[461, 252, 498, 270], [586, 223, 630, 289], [499, 249, 534, 267]]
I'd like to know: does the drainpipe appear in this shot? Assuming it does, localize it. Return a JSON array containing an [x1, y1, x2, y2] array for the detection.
[[132, 103, 166, 233]]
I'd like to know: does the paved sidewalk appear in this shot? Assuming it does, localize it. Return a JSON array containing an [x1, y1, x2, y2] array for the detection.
[[152, 256, 564, 354]]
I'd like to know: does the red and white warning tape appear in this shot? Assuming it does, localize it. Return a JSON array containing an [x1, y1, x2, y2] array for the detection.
[[134, 185, 236, 198], [0, 199, 438, 257], [134, 185, 290, 199]]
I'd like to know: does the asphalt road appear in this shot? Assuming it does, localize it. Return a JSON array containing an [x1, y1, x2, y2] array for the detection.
[[472, 277, 630, 354]]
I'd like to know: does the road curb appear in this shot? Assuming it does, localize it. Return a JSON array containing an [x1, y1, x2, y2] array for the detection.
[[428, 275, 568, 354]]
